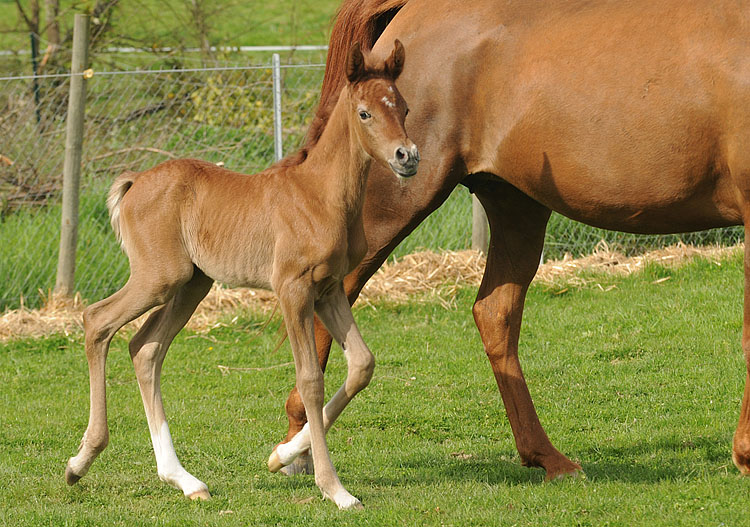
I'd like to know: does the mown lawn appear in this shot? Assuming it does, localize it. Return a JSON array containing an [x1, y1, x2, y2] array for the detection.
[[0, 252, 747, 526]]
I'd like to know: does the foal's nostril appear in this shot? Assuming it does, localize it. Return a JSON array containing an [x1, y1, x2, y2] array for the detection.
[[395, 147, 408, 164]]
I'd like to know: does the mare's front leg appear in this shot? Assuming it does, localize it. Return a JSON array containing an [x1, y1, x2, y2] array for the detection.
[[733, 225, 750, 474], [473, 181, 581, 480], [128, 271, 213, 499], [275, 276, 362, 510], [269, 283, 374, 472]]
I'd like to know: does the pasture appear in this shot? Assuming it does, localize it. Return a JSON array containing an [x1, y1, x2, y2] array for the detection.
[[1, 251, 746, 526], [0, 0, 340, 50]]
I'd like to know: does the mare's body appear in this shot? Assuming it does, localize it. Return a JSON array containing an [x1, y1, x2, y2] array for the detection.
[[277, 0, 750, 479]]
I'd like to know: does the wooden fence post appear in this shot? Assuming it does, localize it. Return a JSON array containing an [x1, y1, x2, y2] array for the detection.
[[55, 14, 89, 296], [471, 194, 489, 254]]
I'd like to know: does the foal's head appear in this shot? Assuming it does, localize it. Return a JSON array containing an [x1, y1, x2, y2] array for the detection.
[[344, 40, 419, 178]]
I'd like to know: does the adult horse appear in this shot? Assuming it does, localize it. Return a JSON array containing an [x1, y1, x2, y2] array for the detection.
[[273, 0, 750, 480]]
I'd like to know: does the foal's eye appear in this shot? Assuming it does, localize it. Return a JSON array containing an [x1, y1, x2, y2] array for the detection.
[[358, 110, 372, 121], [405, 108, 410, 116]]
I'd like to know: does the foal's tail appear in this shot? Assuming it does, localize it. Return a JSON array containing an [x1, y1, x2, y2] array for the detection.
[[283, 0, 409, 166], [106, 171, 137, 247]]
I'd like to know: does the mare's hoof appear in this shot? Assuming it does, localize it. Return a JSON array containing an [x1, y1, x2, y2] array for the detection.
[[546, 467, 585, 482], [732, 450, 750, 476], [64, 463, 82, 486], [188, 489, 211, 501], [543, 459, 584, 482]]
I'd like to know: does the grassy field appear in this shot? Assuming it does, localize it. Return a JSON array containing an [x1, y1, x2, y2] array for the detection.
[[1, 252, 748, 526], [0, 0, 339, 51]]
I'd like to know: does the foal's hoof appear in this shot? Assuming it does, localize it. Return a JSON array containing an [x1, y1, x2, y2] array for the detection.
[[64, 463, 82, 486], [280, 453, 314, 476], [268, 446, 313, 475], [268, 449, 284, 473], [325, 489, 363, 510], [188, 489, 211, 501]]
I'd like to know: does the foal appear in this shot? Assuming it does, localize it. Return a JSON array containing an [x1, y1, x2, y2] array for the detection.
[[64, 40, 418, 510]]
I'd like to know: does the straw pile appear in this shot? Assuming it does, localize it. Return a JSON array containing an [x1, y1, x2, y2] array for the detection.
[[1, 243, 741, 340]]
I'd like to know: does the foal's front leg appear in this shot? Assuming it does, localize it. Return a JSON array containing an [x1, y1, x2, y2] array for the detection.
[[276, 279, 362, 510], [269, 284, 374, 473]]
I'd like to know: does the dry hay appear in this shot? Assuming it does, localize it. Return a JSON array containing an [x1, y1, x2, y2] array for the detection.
[[1, 242, 741, 340]]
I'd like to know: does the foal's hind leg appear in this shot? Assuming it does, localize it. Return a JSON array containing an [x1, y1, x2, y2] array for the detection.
[[128, 271, 213, 499], [473, 180, 582, 480], [65, 278, 180, 485], [269, 284, 374, 473]]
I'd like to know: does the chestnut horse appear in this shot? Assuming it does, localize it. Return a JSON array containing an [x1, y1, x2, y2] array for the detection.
[[275, 0, 750, 480], [64, 41, 418, 509]]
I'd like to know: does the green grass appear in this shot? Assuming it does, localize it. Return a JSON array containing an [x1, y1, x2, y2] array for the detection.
[[0, 0, 339, 52], [1, 253, 748, 525]]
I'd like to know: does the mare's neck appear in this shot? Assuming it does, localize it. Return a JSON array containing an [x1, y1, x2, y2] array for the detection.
[[302, 87, 371, 219]]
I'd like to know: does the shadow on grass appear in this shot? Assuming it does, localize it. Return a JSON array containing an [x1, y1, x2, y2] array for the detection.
[[578, 433, 734, 483], [260, 432, 737, 491]]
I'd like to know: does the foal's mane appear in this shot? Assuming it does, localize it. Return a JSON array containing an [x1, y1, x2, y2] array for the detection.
[[277, 0, 409, 168]]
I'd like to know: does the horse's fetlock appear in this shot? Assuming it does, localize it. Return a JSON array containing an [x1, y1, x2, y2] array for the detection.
[[86, 429, 109, 453]]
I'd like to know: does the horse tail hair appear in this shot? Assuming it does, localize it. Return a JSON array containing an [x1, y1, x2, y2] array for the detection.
[[280, 0, 409, 167], [106, 171, 137, 248]]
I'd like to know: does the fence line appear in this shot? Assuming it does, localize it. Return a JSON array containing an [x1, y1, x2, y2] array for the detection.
[[0, 45, 329, 57]]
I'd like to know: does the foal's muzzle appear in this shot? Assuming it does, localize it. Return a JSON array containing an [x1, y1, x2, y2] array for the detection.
[[389, 144, 420, 177]]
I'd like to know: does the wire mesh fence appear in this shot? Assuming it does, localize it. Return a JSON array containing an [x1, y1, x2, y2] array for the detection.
[[0, 47, 743, 311]]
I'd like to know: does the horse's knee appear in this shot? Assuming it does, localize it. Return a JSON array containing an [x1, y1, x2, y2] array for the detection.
[[346, 351, 374, 393], [83, 304, 120, 354], [472, 297, 516, 351]]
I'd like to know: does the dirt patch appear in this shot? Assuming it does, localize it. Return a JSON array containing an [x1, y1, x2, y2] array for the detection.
[[1, 243, 741, 340]]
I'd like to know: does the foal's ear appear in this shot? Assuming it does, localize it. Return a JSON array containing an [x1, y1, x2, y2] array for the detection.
[[384, 39, 405, 80], [346, 42, 366, 83]]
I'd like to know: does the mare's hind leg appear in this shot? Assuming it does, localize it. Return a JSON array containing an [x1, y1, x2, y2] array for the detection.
[[473, 180, 581, 480], [128, 270, 213, 499], [268, 284, 374, 472], [65, 276, 184, 485], [727, 128, 750, 474]]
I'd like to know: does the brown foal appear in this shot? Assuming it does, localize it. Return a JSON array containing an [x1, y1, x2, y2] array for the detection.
[[64, 40, 418, 509]]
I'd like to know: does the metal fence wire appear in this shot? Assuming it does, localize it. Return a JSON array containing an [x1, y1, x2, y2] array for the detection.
[[0, 50, 743, 310]]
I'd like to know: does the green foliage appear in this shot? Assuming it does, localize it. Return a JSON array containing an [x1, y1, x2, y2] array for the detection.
[[0, 257, 748, 525], [191, 69, 274, 132]]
